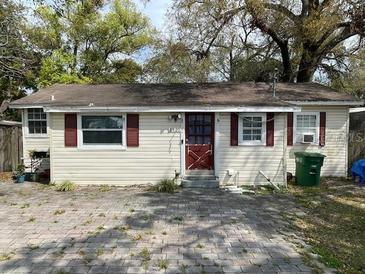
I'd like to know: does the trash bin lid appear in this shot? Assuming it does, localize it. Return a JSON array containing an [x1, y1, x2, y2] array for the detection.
[[294, 152, 326, 158]]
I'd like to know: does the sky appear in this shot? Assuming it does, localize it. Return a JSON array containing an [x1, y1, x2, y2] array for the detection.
[[135, 0, 172, 31]]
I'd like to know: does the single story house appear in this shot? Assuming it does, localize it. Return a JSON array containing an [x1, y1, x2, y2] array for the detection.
[[9, 82, 361, 186]]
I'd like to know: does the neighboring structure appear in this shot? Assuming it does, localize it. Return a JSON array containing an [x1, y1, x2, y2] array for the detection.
[[0, 120, 22, 172], [9, 82, 361, 186]]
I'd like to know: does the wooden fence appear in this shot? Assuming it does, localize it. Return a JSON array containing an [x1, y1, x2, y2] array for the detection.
[[0, 121, 22, 172]]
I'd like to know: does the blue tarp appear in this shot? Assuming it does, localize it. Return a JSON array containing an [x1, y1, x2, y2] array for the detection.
[[351, 159, 365, 184]]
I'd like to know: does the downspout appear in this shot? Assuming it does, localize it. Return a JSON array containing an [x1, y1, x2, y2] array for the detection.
[[283, 112, 288, 187], [179, 113, 185, 179]]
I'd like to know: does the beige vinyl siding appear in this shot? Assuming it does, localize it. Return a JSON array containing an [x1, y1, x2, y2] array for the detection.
[[22, 110, 50, 171], [286, 106, 349, 177], [217, 112, 286, 185], [50, 113, 181, 185]]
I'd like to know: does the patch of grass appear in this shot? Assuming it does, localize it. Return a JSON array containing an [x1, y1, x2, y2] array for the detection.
[[0, 252, 14, 261], [139, 247, 151, 262], [132, 233, 142, 241], [56, 181, 76, 192], [288, 178, 365, 274], [113, 225, 130, 232], [54, 209, 66, 215], [28, 244, 39, 250], [151, 178, 179, 193], [157, 259, 168, 270], [20, 203, 30, 209], [98, 185, 111, 192], [82, 219, 92, 226], [180, 264, 190, 274], [311, 246, 342, 269], [96, 248, 104, 257], [28, 217, 36, 222], [172, 216, 183, 222], [96, 225, 105, 231], [53, 270, 70, 274]]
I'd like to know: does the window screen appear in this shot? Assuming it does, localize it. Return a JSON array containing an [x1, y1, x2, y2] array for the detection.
[[82, 116, 124, 145], [28, 108, 47, 134]]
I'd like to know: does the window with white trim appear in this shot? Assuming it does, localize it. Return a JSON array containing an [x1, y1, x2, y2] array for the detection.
[[294, 113, 319, 144], [27, 108, 47, 135], [239, 113, 266, 145], [81, 115, 125, 146]]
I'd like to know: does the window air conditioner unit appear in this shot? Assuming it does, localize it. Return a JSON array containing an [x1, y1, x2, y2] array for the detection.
[[301, 133, 315, 144]]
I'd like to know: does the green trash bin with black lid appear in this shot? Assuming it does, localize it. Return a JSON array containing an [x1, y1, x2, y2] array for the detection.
[[294, 152, 326, 186]]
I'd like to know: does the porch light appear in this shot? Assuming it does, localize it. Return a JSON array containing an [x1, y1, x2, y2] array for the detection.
[[169, 114, 182, 122]]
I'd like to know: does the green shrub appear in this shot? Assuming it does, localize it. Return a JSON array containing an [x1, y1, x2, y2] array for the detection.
[[152, 179, 179, 193], [56, 181, 76, 192]]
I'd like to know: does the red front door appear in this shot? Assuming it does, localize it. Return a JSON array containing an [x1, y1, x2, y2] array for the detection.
[[185, 113, 214, 170]]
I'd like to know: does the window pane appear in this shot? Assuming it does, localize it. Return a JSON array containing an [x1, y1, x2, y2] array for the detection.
[[204, 115, 211, 124], [82, 116, 123, 129], [204, 126, 211, 134], [196, 125, 203, 134], [295, 114, 317, 142], [241, 115, 263, 143], [196, 136, 203, 144], [28, 108, 47, 134], [83, 131, 122, 144], [188, 135, 195, 143], [203, 136, 211, 144], [29, 121, 35, 133]]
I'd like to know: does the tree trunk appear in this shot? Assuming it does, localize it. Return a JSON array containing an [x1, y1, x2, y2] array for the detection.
[[278, 40, 293, 82], [296, 48, 319, 82], [277, 41, 293, 82]]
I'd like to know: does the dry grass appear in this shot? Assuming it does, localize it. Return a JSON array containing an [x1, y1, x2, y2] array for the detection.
[[288, 178, 365, 274], [0, 172, 13, 183]]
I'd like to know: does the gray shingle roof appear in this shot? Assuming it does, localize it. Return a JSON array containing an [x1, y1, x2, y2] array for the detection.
[[10, 82, 359, 108]]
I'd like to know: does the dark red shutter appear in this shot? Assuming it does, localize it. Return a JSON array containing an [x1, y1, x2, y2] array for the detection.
[[127, 114, 139, 147], [266, 113, 274, 146], [230, 113, 238, 146], [65, 113, 77, 147], [287, 112, 293, 146], [319, 112, 326, 146]]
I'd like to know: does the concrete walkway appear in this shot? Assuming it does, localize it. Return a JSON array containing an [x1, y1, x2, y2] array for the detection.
[[0, 182, 313, 273]]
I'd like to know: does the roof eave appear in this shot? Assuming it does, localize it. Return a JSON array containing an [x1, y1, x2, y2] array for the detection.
[[286, 100, 363, 106], [36, 105, 302, 113]]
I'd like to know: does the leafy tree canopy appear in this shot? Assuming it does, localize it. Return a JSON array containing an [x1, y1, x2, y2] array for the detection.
[[28, 0, 155, 86], [169, 0, 364, 83]]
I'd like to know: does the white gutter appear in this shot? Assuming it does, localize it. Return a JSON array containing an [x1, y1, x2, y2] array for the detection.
[[37, 105, 301, 113], [349, 107, 365, 113], [287, 100, 362, 106]]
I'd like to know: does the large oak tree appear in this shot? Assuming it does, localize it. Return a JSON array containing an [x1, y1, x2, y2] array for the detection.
[[170, 0, 364, 82]]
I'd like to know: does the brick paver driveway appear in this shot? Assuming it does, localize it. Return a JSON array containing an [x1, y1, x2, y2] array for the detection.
[[0, 183, 313, 274]]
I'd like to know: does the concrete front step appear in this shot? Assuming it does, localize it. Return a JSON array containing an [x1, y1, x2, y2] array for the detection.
[[182, 179, 219, 188], [184, 175, 217, 181], [185, 170, 215, 176]]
